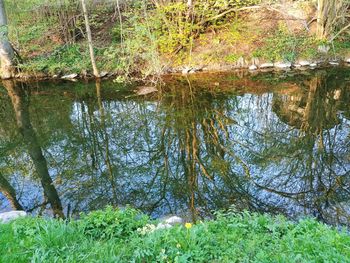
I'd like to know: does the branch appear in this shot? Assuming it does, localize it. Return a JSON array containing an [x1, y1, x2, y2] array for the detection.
[[201, 5, 262, 25], [330, 23, 350, 42], [201, 4, 308, 30]]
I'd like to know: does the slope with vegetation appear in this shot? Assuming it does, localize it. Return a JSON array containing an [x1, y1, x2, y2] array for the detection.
[[1, 0, 350, 80], [1, 206, 350, 262]]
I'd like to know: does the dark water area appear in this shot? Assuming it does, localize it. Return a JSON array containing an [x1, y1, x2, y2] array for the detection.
[[0, 68, 350, 225]]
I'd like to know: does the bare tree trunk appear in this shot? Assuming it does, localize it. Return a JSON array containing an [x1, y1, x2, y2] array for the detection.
[[316, 0, 349, 40], [0, 0, 16, 79], [4, 80, 64, 218], [81, 0, 99, 78], [0, 173, 23, 210]]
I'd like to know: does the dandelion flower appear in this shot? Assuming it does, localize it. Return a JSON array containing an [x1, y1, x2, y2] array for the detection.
[[185, 222, 192, 229]]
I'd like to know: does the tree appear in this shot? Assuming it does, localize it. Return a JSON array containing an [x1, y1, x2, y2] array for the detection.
[[316, 0, 350, 40], [81, 0, 99, 78], [0, 0, 16, 79]]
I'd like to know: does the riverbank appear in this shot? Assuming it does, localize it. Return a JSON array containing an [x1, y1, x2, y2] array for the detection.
[[1, 207, 349, 262], [11, 61, 350, 83], [6, 1, 350, 81]]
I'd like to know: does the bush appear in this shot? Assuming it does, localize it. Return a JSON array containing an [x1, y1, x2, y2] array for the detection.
[[78, 205, 149, 240]]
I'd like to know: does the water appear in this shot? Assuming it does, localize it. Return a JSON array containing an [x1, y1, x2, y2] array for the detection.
[[0, 68, 349, 225]]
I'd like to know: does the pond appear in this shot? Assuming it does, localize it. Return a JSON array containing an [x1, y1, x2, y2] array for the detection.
[[0, 68, 350, 225]]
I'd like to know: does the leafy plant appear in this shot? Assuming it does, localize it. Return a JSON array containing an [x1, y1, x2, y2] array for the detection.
[[78, 205, 149, 240], [253, 23, 321, 62], [1, 207, 350, 262]]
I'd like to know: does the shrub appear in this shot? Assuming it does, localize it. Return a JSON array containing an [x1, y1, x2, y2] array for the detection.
[[78, 205, 149, 240]]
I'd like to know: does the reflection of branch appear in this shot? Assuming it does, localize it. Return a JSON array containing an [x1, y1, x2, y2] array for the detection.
[[195, 154, 212, 180], [27, 201, 49, 213], [253, 182, 311, 198], [218, 143, 251, 179]]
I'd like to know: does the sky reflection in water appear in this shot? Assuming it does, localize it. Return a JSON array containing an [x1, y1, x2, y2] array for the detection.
[[0, 68, 349, 225]]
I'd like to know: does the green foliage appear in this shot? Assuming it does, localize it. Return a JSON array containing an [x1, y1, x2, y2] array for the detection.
[[220, 18, 255, 45], [111, 0, 263, 74], [225, 53, 241, 63], [0, 207, 349, 262], [78, 205, 149, 240], [149, 0, 261, 55], [333, 38, 350, 55], [105, 4, 164, 78], [3, 0, 350, 77], [21, 45, 92, 74], [253, 23, 321, 62]]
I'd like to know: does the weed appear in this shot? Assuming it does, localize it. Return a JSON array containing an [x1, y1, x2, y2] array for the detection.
[[1, 207, 349, 262], [253, 23, 321, 62]]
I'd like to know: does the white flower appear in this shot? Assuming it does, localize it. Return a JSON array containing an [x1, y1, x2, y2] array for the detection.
[[137, 224, 156, 235]]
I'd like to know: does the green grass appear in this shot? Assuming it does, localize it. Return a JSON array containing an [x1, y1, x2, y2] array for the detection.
[[1, 206, 349, 262], [252, 23, 322, 62], [20, 44, 119, 75]]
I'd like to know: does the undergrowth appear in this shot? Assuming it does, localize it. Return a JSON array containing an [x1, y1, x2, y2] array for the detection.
[[1, 206, 349, 262], [253, 23, 322, 62], [3, 0, 350, 78]]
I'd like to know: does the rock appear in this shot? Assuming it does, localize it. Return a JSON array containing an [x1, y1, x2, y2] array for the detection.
[[251, 57, 260, 66], [259, 63, 274, 69], [61, 73, 78, 80], [164, 216, 183, 225], [334, 89, 341, 100], [318, 45, 330, 54], [189, 67, 201, 74], [99, 71, 109, 78], [346, 58, 350, 63], [329, 61, 339, 66], [154, 215, 183, 230], [236, 57, 247, 68], [156, 223, 172, 230], [182, 66, 191, 74], [0, 211, 27, 223], [274, 62, 292, 69], [295, 65, 308, 71], [249, 65, 258, 71], [299, 60, 311, 67], [80, 69, 88, 78], [135, 86, 158, 96]]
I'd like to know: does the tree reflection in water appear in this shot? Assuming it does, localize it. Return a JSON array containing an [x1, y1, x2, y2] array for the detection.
[[0, 69, 349, 225]]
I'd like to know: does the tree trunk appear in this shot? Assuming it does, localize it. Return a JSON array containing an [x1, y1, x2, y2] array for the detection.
[[316, 0, 348, 40], [4, 80, 64, 218], [81, 0, 99, 78], [0, 172, 23, 210], [0, 0, 16, 79], [316, 0, 326, 39]]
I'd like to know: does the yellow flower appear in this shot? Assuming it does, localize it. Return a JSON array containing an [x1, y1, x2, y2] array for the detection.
[[185, 222, 192, 229]]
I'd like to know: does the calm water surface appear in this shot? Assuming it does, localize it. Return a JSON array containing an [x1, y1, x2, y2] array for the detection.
[[0, 68, 350, 225]]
